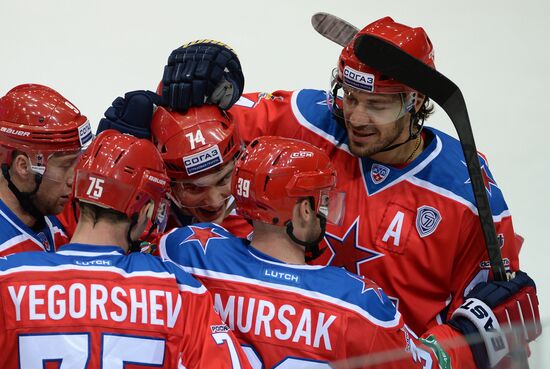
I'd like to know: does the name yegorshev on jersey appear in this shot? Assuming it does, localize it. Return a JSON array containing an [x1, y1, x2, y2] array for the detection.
[[7, 282, 182, 328], [214, 293, 337, 350]]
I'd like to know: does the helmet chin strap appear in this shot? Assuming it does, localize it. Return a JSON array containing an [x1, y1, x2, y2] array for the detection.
[[126, 213, 143, 253], [377, 112, 425, 153], [1, 164, 46, 231], [285, 214, 327, 262]]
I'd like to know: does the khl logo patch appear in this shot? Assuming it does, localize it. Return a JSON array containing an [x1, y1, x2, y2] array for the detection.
[[370, 163, 390, 184], [416, 206, 442, 237]]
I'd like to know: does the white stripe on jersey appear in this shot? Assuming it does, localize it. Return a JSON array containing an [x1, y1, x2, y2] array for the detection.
[[0, 234, 32, 254], [247, 250, 327, 270], [180, 265, 401, 329], [56, 250, 123, 257], [359, 135, 443, 196], [0, 264, 207, 295], [0, 208, 45, 251], [407, 176, 512, 221]]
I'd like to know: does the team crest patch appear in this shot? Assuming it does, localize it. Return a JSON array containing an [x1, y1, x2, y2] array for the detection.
[[370, 164, 390, 184], [416, 206, 442, 238]]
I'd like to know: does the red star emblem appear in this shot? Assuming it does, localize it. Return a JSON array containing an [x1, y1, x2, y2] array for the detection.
[[480, 165, 497, 195], [463, 161, 498, 196], [183, 226, 226, 253], [325, 217, 384, 275], [346, 271, 385, 302]]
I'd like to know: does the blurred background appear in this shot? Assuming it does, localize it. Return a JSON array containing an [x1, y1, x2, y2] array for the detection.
[[1, 0, 548, 365]]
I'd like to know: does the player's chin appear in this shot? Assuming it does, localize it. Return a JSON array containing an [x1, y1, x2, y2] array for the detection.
[[348, 141, 379, 157], [193, 204, 227, 224]]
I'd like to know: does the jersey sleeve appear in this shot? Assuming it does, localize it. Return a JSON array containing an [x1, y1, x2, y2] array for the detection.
[[344, 313, 475, 369], [230, 90, 299, 144], [179, 285, 252, 369]]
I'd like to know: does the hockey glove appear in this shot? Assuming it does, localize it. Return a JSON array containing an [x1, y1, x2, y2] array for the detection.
[[449, 270, 541, 369], [160, 40, 244, 111], [96, 90, 160, 139]]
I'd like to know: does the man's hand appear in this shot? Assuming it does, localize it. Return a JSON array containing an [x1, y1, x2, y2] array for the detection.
[[96, 90, 160, 138], [449, 271, 541, 369], [160, 40, 244, 111]]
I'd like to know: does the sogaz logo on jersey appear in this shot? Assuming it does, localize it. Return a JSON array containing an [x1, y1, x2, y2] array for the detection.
[[343, 66, 375, 92], [416, 205, 442, 237], [370, 163, 390, 184], [183, 144, 223, 175]]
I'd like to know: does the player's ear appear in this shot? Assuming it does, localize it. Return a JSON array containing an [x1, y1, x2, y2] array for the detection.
[[11, 152, 32, 179], [413, 92, 426, 113], [297, 198, 315, 224], [135, 201, 154, 228]]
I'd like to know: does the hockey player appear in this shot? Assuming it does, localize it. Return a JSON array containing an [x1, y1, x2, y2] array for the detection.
[[159, 19, 530, 342], [0, 130, 251, 368], [0, 84, 93, 255], [158, 136, 540, 369], [87, 99, 252, 242]]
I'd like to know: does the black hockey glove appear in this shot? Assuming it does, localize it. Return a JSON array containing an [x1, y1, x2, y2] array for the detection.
[[160, 40, 244, 112], [448, 271, 541, 369], [96, 90, 160, 139]]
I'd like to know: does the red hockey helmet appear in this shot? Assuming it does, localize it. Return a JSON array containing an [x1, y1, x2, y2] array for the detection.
[[73, 130, 170, 231], [337, 16, 435, 94], [232, 136, 345, 226], [151, 105, 241, 180], [0, 84, 92, 173]]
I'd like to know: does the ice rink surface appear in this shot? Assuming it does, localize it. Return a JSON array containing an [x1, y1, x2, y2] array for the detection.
[[1, 0, 548, 366]]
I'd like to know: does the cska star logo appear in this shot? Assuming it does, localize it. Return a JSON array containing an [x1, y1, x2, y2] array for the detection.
[[325, 217, 384, 275], [182, 226, 226, 254], [463, 161, 498, 196], [370, 163, 390, 184]]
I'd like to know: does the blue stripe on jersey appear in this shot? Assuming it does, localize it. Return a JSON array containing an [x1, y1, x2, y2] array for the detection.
[[162, 223, 399, 323], [414, 128, 508, 215], [294, 89, 349, 145], [0, 243, 203, 289]]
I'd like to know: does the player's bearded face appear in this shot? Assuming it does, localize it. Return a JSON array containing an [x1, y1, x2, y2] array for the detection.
[[342, 90, 410, 157]]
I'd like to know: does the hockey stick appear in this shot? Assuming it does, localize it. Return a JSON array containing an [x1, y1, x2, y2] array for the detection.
[[311, 12, 358, 47], [353, 34, 529, 368]]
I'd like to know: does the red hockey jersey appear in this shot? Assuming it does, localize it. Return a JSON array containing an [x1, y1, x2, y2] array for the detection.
[[159, 224, 475, 369], [228, 89, 520, 335], [0, 243, 251, 368], [0, 198, 69, 256]]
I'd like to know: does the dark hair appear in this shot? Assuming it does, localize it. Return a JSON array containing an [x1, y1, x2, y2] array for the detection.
[[78, 201, 128, 226], [416, 97, 435, 123]]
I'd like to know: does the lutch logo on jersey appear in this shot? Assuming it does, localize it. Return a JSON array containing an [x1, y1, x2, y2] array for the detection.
[[370, 164, 390, 184], [343, 66, 375, 92], [415, 206, 442, 237], [183, 145, 223, 176]]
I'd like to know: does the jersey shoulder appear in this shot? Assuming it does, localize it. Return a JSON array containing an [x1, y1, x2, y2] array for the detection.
[[160, 222, 248, 272], [309, 266, 401, 327], [414, 127, 509, 215]]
